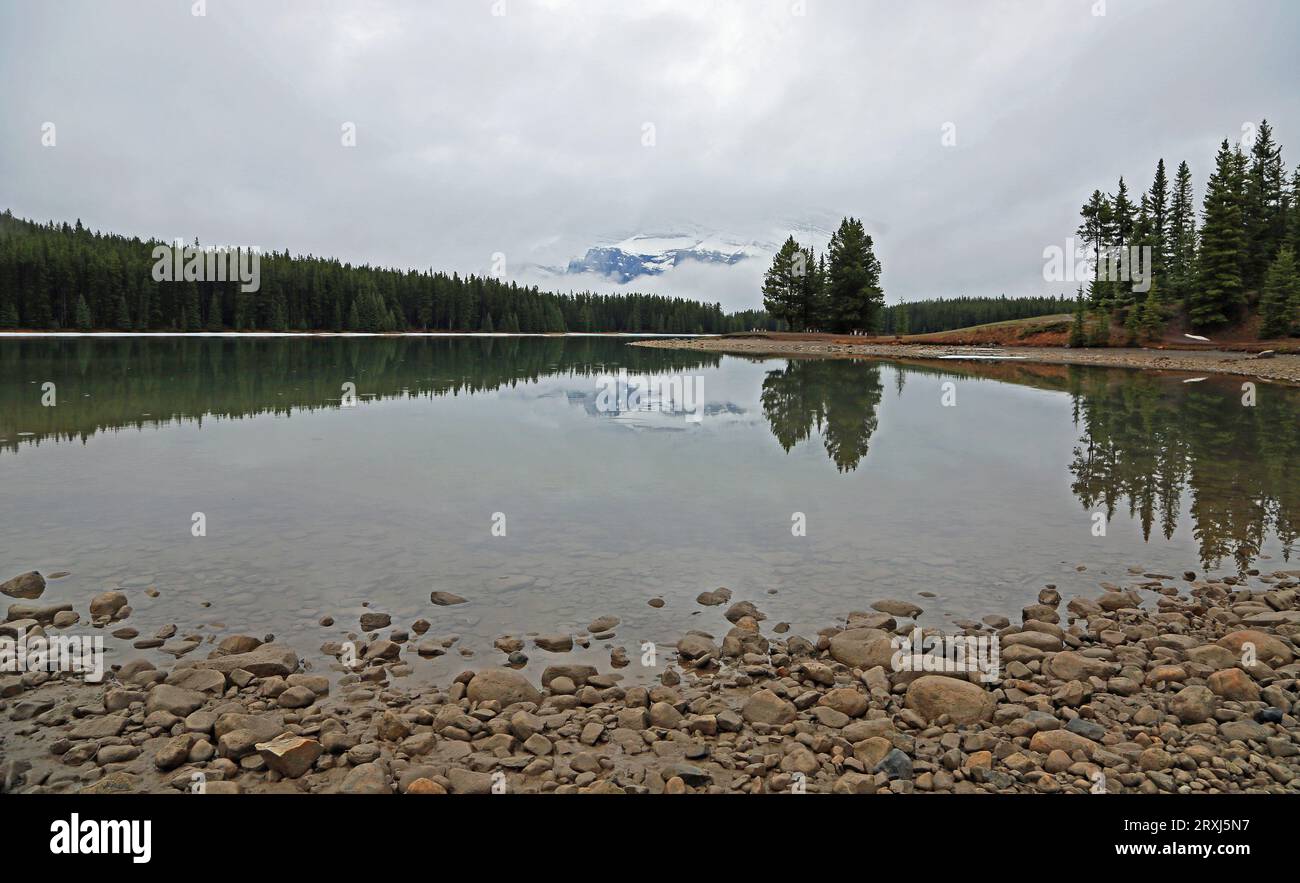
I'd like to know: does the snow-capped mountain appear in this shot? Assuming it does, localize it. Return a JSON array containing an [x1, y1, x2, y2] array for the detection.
[[563, 232, 770, 284]]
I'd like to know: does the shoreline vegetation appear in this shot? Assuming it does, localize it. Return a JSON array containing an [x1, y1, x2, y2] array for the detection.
[[1, 563, 1297, 794]]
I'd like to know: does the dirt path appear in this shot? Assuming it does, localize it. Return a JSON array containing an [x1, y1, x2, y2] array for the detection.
[[631, 338, 1300, 384]]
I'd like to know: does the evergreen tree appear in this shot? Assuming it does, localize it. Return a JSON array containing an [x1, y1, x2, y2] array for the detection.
[[1259, 246, 1299, 338], [1068, 291, 1087, 348], [1166, 160, 1198, 306], [1245, 119, 1286, 291], [0, 300, 17, 328], [893, 297, 909, 336], [825, 217, 883, 333], [1147, 159, 1169, 280], [1138, 281, 1164, 341], [1191, 140, 1248, 328], [762, 236, 802, 327], [73, 293, 92, 330]]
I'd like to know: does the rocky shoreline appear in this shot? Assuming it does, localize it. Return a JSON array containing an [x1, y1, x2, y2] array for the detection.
[[630, 337, 1300, 384], [1, 567, 1298, 794]]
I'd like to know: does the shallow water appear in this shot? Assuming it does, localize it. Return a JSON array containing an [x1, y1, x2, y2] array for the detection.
[[2, 337, 1297, 682]]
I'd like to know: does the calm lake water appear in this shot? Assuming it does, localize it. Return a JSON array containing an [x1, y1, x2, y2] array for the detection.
[[2, 336, 1297, 681]]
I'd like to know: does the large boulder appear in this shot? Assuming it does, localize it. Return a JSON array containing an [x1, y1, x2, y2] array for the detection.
[[1216, 630, 1294, 667], [466, 668, 541, 706], [904, 675, 995, 725], [1, 571, 45, 599]]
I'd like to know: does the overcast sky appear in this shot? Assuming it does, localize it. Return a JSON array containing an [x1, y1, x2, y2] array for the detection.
[[2, 0, 1298, 311]]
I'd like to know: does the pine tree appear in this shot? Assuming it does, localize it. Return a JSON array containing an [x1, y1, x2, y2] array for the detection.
[[1245, 119, 1286, 291], [762, 236, 802, 327], [1191, 140, 1248, 328], [1078, 190, 1115, 308], [894, 297, 909, 336], [1166, 160, 1197, 306], [1259, 246, 1299, 338], [1068, 291, 1087, 348], [1147, 159, 1169, 281], [73, 293, 92, 330], [0, 300, 18, 328], [825, 217, 884, 333], [1139, 281, 1164, 341]]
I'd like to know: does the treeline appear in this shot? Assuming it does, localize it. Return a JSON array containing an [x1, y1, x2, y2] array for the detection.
[[761, 217, 885, 333], [879, 294, 1072, 335], [0, 211, 777, 334], [1070, 118, 1300, 345]]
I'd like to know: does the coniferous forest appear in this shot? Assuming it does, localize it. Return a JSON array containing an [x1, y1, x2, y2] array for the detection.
[[1069, 119, 1300, 344], [0, 211, 774, 334]]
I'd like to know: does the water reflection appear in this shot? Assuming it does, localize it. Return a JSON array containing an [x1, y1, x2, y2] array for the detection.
[[2, 338, 1297, 572]]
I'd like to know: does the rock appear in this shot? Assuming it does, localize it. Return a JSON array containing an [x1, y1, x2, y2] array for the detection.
[[533, 634, 573, 652], [818, 687, 869, 718], [1208, 668, 1260, 702], [872, 599, 922, 618], [145, 684, 205, 716], [874, 748, 913, 780], [214, 635, 262, 656], [1169, 685, 1217, 724], [0, 571, 45, 599], [587, 615, 620, 633], [1216, 630, 1294, 666], [256, 734, 323, 778], [905, 675, 995, 725], [359, 612, 391, 631], [70, 714, 128, 739], [406, 778, 446, 794], [5, 602, 73, 624], [540, 664, 598, 688], [154, 734, 196, 771], [649, 701, 683, 729], [447, 768, 493, 794], [828, 629, 894, 669], [1047, 651, 1113, 682], [466, 668, 542, 706], [277, 685, 317, 709], [741, 689, 796, 726], [1029, 729, 1099, 758], [724, 600, 765, 623], [89, 591, 128, 619], [340, 762, 391, 794], [430, 591, 467, 606], [185, 644, 299, 678], [676, 634, 718, 661], [695, 588, 731, 606]]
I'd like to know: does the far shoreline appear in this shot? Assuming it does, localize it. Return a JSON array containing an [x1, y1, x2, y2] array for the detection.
[[630, 336, 1300, 385]]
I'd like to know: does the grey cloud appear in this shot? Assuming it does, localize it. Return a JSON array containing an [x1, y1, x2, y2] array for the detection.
[[1, 0, 1297, 312]]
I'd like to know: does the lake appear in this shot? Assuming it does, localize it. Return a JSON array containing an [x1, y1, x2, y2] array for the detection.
[[2, 336, 1297, 682]]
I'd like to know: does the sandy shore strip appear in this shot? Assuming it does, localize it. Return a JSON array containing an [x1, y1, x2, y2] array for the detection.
[[630, 337, 1300, 384]]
